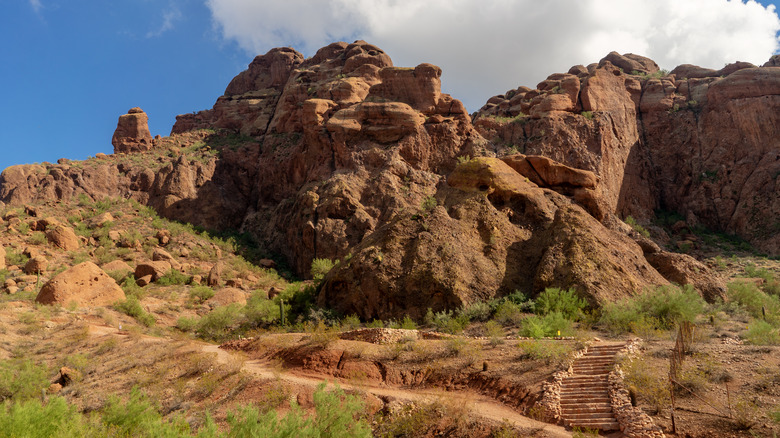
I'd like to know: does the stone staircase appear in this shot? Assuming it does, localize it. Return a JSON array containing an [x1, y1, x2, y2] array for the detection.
[[559, 343, 625, 432]]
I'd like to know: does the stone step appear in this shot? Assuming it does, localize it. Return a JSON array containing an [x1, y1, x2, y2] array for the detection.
[[560, 397, 611, 404], [562, 381, 609, 389], [562, 405, 613, 414], [565, 419, 621, 431], [560, 390, 610, 398]]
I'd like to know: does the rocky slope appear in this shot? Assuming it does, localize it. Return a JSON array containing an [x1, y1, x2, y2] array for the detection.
[[0, 43, 755, 319], [473, 51, 780, 257]]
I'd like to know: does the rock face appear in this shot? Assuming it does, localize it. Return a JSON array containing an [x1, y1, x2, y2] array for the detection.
[[0, 43, 762, 318], [36, 262, 126, 307], [474, 53, 780, 256], [112, 108, 153, 154]]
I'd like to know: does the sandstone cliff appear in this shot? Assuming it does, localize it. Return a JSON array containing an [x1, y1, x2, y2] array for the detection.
[[473, 51, 780, 257], [0, 44, 745, 318]]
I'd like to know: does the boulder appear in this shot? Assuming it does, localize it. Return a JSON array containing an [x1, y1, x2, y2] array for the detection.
[[152, 248, 180, 270], [206, 287, 247, 307], [46, 225, 80, 251], [112, 107, 153, 154], [23, 256, 47, 275], [134, 261, 171, 281], [0, 245, 4, 270], [208, 262, 222, 287], [36, 261, 125, 307], [101, 259, 133, 277]]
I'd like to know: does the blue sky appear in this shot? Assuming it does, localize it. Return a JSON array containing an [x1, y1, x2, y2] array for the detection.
[[1, 0, 779, 172]]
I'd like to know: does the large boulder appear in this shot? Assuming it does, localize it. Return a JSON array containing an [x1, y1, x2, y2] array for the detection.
[[134, 261, 172, 282], [46, 224, 80, 251], [36, 262, 126, 307], [112, 107, 153, 154]]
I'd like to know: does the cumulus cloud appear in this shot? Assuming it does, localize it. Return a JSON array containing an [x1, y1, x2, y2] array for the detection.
[[206, 0, 780, 110], [147, 6, 183, 38]]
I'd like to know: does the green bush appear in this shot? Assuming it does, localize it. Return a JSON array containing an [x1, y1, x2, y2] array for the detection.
[[156, 269, 189, 286], [189, 286, 215, 303], [599, 285, 705, 333], [533, 288, 586, 320], [459, 301, 492, 322], [101, 387, 190, 437], [519, 312, 574, 338], [423, 309, 468, 334], [400, 315, 417, 330], [727, 281, 780, 320], [114, 296, 155, 327], [341, 314, 361, 330], [196, 304, 243, 341], [0, 359, 48, 402], [0, 396, 95, 438], [120, 276, 145, 299], [176, 317, 198, 333], [518, 340, 574, 366], [744, 320, 780, 345], [227, 382, 370, 438], [492, 301, 523, 326], [624, 215, 650, 238], [310, 258, 335, 283], [5, 248, 29, 267], [244, 293, 281, 327]]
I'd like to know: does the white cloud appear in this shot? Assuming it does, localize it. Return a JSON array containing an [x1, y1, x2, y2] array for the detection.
[[206, 0, 780, 111], [147, 6, 183, 38], [29, 0, 43, 14]]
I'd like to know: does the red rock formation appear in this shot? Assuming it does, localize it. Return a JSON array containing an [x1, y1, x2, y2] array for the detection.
[[112, 107, 153, 153], [473, 53, 780, 256]]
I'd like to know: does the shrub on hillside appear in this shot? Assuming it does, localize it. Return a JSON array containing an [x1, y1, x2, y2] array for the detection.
[[244, 293, 281, 327], [519, 312, 574, 338], [189, 286, 215, 303], [744, 319, 780, 345], [533, 288, 586, 320], [156, 269, 189, 286], [727, 281, 780, 321], [0, 359, 48, 402], [114, 296, 155, 327], [196, 304, 243, 341], [310, 258, 335, 283], [599, 285, 705, 334]]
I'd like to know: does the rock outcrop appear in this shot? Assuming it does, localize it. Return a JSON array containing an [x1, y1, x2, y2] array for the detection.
[[473, 53, 780, 256], [36, 261, 126, 307], [0, 43, 760, 318], [112, 108, 153, 154]]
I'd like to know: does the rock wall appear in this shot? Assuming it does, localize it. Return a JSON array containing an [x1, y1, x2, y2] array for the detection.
[[474, 53, 780, 256]]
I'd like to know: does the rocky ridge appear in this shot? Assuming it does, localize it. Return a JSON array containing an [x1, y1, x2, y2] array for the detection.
[[0, 43, 764, 319], [473, 51, 780, 257]]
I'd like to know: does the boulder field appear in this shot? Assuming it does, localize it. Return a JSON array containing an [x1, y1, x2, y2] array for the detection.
[[1, 43, 777, 318]]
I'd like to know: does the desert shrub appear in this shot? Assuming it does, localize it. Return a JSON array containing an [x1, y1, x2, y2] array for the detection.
[[727, 281, 780, 321], [227, 383, 370, 438], [275, 283, 317, 322], [459, 301, 491, 322], [519, 312, 574, 338], [189, 285, 215, 303], [244, 293, 281, 326], [114, 296, 155, 327], [424, 309, 468, 334], [27, 231, 47, 246], [0, 396, 100, 438], [600, 285, 705, 333], [176, 317, 198, 333], [624, 215, 650, 237], [533, 288, 586, 320], [492, 301, 523, 326], [744, 319, 780, 345], [400, 315, 417, 330], [484, 320, 505, 346], [106, 269, 130, 284], [744, 264, 780, 295], [366, 319, 384, 328], [5, 248, 29, 267], [731, 398, 759, 430], [101, 387, 193, 437], [196, 304, 243, 341], [0, 359, 48, 402], [622, 358, 669, 414], [310, 258, 335, 283], [156, 269, 189, 286], [341, 314, 361, 330], [518, 340, 574, 366], [120, 276, 145, 299]]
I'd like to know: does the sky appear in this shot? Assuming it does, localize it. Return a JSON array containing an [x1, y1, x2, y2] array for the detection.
[[1, 0, 779, 172]]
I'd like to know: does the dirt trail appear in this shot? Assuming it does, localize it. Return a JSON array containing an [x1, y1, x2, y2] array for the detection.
[[87, 324, 570, 437], [201, 344, 573, 437]]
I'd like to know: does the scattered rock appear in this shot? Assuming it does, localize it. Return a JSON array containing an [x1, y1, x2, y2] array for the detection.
[[155, 229, 171, 246], [136, 275, 153, 287], [36, 261, 126, 307], [23, 256, 47, 275], [208, 263, 222, 287], [134, 261, 172, 282], [46, 224, 80, 251]]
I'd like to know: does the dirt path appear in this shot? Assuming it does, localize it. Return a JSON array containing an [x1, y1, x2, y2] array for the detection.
[[86, 324, 570, 437], [201, 344, 573, 437]]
